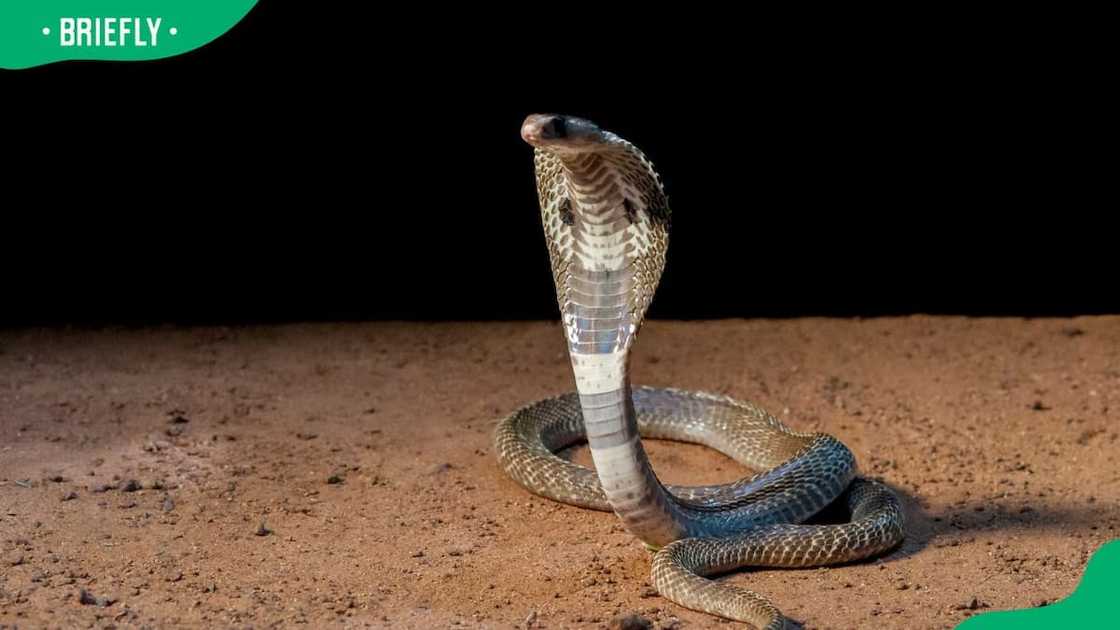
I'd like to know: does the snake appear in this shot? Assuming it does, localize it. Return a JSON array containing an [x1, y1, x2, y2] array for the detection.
[[494, 114, 905, 629]]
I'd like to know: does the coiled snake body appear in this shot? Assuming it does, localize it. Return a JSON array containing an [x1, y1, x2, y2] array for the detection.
[[495, 114, 905, 629]]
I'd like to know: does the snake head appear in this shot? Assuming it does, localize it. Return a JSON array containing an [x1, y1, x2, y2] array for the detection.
[[521, 114, 607, 154]]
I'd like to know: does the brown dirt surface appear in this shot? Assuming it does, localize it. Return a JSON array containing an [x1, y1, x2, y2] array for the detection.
[[1, 318, 1118, 629]]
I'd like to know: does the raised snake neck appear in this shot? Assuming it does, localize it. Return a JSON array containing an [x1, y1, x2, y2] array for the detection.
[[495, 114, 905, 629]]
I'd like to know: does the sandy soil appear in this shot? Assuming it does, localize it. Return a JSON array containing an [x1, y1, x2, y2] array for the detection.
[[0, 318, 1117, 629]]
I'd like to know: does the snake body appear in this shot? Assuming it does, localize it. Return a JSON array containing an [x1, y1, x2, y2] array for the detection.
[[495, 114, 904, 629]]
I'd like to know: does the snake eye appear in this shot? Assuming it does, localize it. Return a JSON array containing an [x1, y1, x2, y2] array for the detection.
[[540, 116, 567, 140]]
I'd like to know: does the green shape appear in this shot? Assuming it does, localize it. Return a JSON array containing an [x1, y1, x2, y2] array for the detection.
[[957, 538, 1120, 629], [0, 0, 257, 70]]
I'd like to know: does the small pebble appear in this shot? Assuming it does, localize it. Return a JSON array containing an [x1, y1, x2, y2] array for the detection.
[[61, 491, 78, 502], [956, 597, 989, 611]]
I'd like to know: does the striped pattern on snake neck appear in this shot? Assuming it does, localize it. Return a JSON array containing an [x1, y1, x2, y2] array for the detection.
[[497, 114, 905, 629], [531, 120, 685, 545]]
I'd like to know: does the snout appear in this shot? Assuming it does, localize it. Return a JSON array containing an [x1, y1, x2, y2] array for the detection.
[[521, 114, 567, 146]]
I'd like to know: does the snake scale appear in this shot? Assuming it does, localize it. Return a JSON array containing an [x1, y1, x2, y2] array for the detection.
[[494, 114, 905, 629]]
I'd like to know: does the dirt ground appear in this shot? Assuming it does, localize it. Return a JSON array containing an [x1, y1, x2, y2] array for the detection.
[[1, 318, 1117, 629]]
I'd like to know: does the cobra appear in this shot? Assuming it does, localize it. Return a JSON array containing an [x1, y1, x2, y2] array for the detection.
[[494, 114, 905, 629]]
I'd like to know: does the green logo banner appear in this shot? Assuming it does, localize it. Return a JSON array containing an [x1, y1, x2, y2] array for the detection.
[[956, 538, 1120, 629], [0, 0, 258, 70]]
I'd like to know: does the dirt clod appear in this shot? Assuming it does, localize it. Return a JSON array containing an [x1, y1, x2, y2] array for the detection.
[[611, 613, 653, 630], [78, 589, 115, 607]]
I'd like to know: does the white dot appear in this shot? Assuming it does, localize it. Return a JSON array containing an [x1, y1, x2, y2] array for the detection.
[[169, 27, 178, 36], [42, 26, 50, 36]]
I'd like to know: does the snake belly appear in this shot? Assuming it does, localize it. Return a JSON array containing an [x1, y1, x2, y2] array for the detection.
[[495, 114, 905, 629]]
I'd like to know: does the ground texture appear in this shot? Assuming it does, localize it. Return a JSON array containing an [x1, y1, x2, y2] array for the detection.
[[1, 318, 1117, 629]]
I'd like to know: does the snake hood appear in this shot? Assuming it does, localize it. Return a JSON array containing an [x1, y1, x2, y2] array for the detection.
[[521, 114, 689, 545], [521, 114, 672, 354]]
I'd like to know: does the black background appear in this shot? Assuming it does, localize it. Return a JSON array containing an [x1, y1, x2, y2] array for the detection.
[[3, 5, 1112, 325]]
